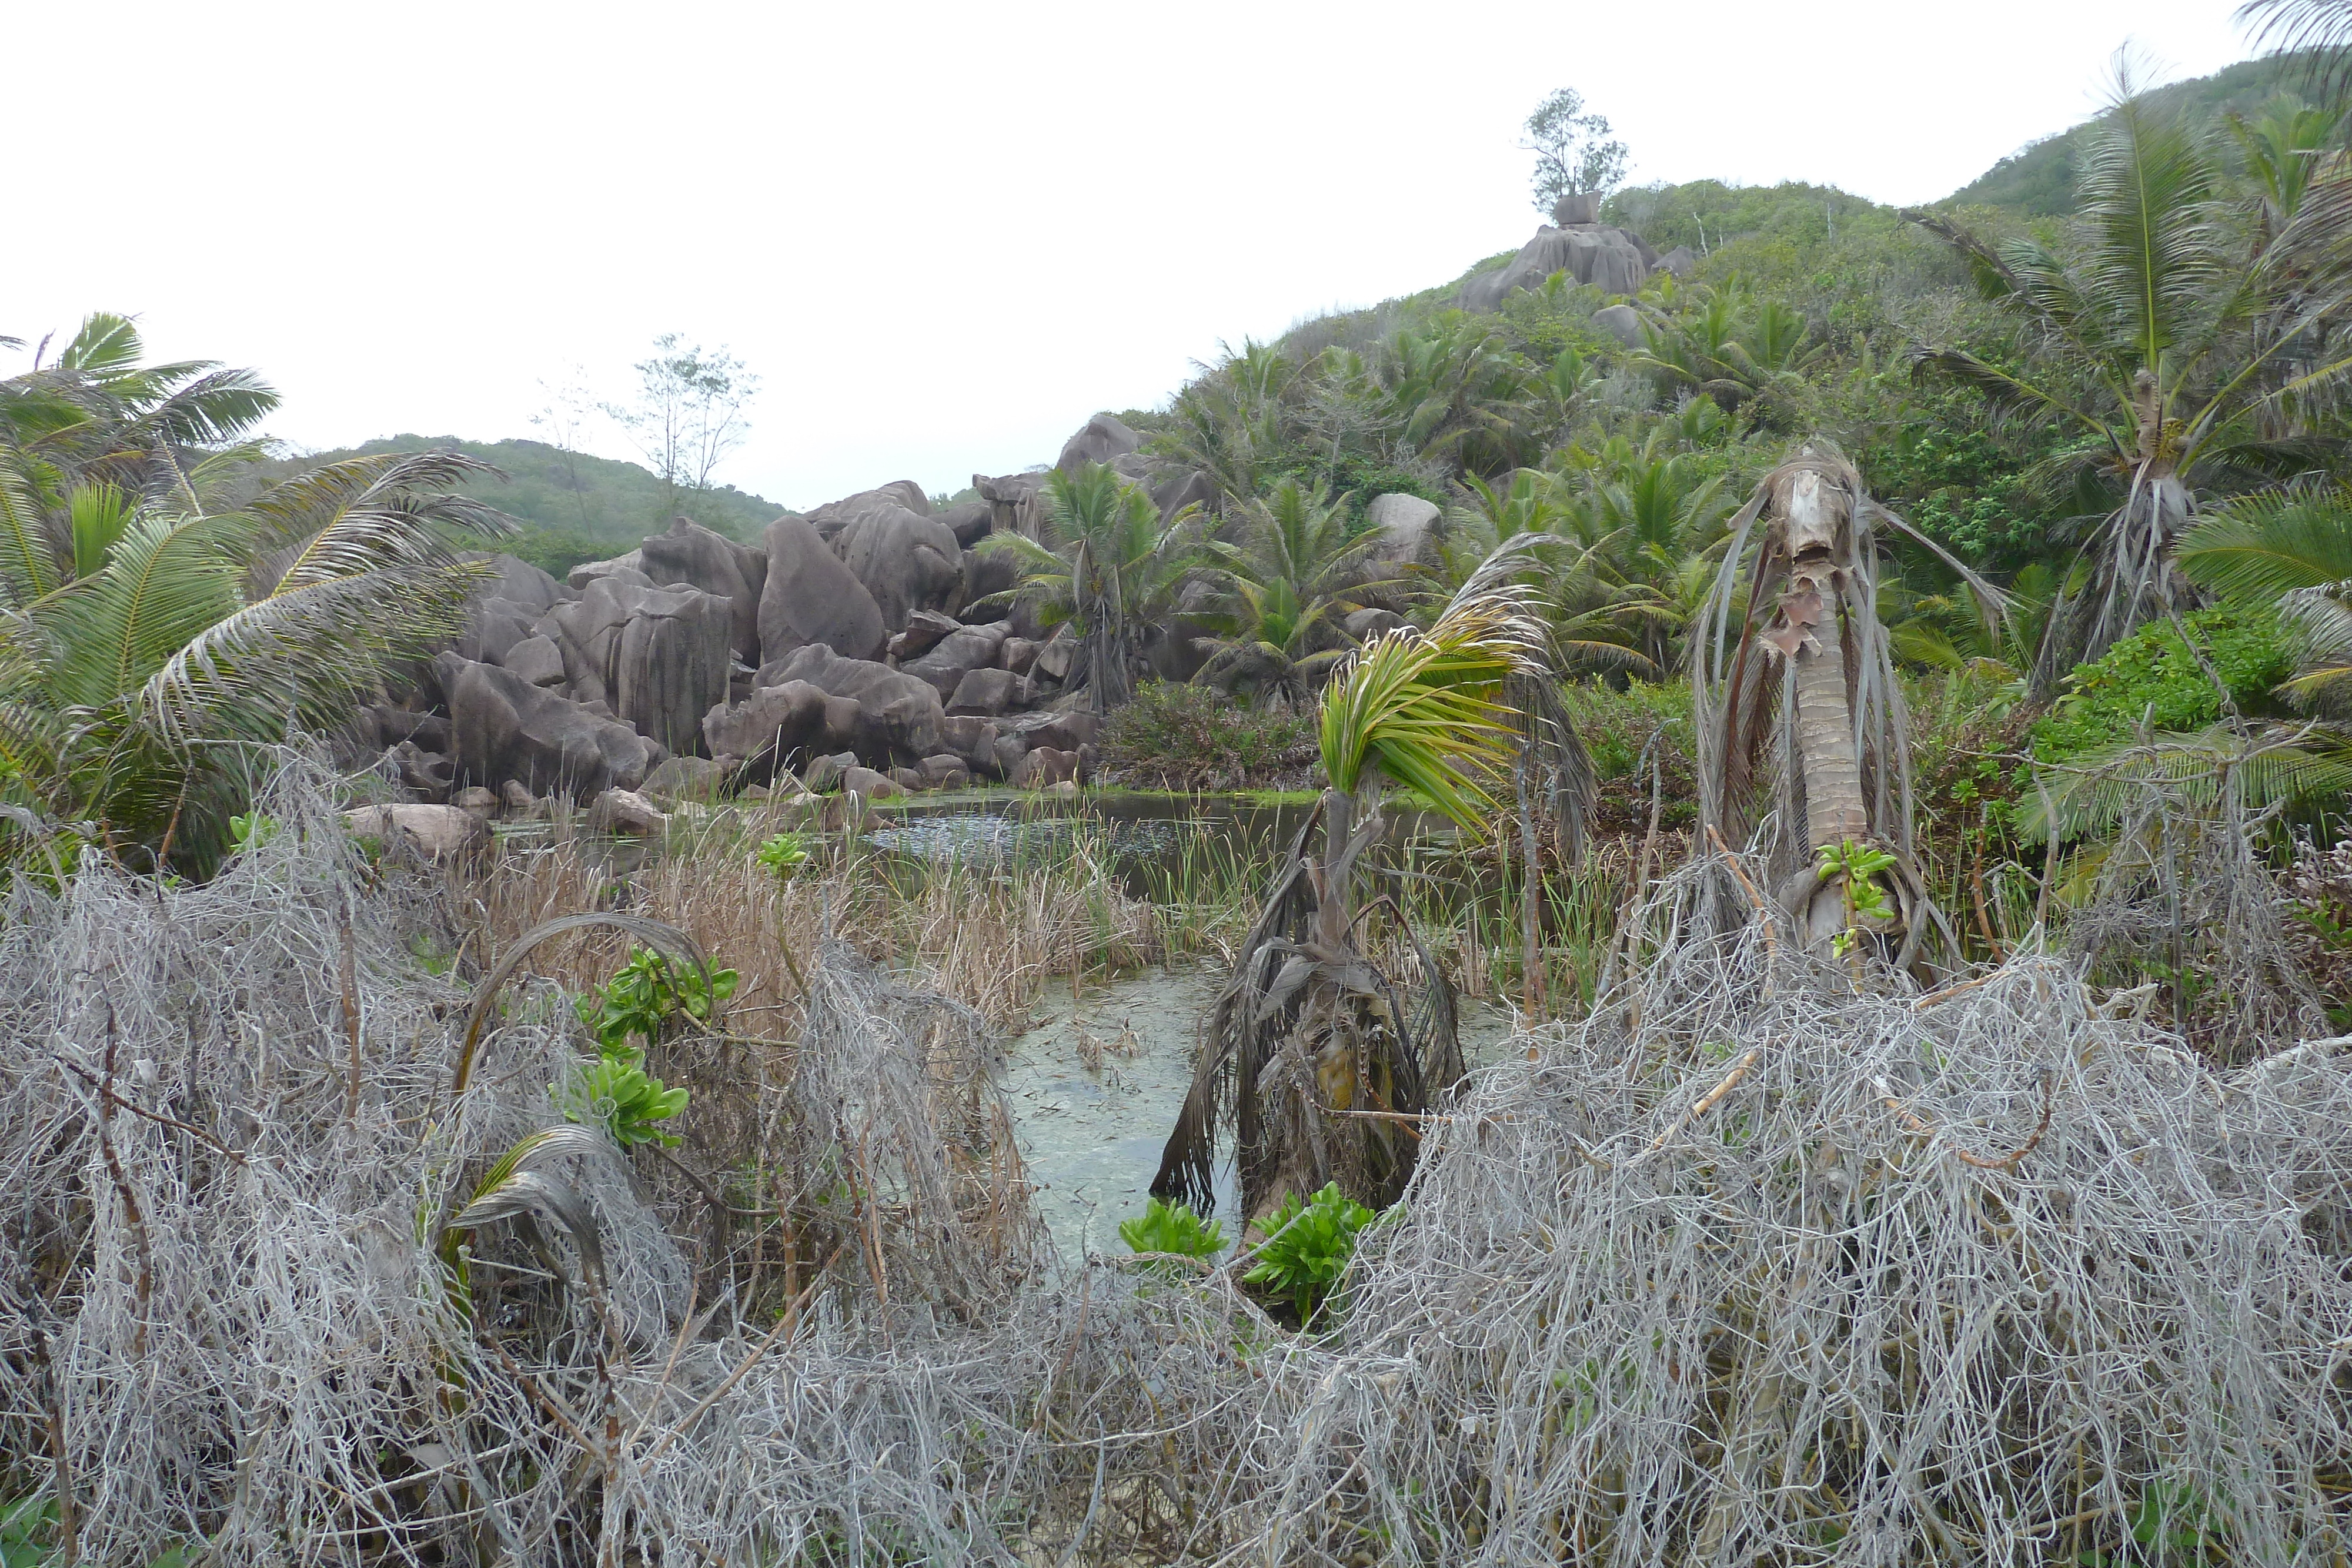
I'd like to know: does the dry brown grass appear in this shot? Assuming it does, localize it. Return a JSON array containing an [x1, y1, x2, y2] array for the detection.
[[450, 802, 1181, 1044]]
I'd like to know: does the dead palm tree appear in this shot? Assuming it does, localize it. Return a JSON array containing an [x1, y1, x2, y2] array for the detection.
[[1152, 539, 1588, 1223], [1693, 443, 1992, 971]]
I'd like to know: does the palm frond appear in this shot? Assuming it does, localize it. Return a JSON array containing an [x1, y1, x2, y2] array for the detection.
[[38, 511, 243, 711], [2176, 484, 2352, 604]]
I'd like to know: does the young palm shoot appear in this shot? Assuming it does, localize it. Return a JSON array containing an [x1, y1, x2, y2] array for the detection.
[[1152, 548, 1564, 1228]]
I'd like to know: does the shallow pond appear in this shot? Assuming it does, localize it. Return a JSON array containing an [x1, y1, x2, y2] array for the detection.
[[1001, 965, 1525, 1263]]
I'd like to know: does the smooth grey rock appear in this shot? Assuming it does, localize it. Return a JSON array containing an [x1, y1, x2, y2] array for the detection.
[[1151, 467, 1216, 521], [475, 553, 572, 614], [450, 785, 500, 818], [937, 499, 994, 547], [1056, 413, 1144, 475], [888, 609, 964, 663], [1008, 709, 1101, 753], [888, 765, 926, 793], [639, 515, 770, 664], [386, 740, 453, 800], [1365, 493, 1443, 570], [1656, 246, 1698, 278], [1591, 302, 1646, 348], [370, 706, 451, 755], [757, 516, 888, 665], [960, 547, 1029, 631], [550, 578, 733, 756], [344, 804, 488, 860], [588, 788, 668, 835], [974, 470, 1049, 543], [642, 754, 727, 804], [802, 481, 931, 543], [938, 715, 1003, 778], [841, 764, 904, 800], [991, 730, 1028, 779], [1012, 746, 1079, 789], [1032, 631, 1077, 683], [755, 643, 946, 766], [1459, 223, 1653, 310], [836, 504, 965, 633], [917, 754, 971, 790], [499, 778, 537, 811], [437, 652, 653, 798], [999, 636, 1037, 676], [947, 667, 1020, 717], [458, 597, 541, 667], [567, 551, 650, 591], [1551, 191, 1603, 226], [701, 680, 833, 780], [502, 634, 567, 688], [902, 621, 1010, 699], [803, 751, 858, 793], [1345, 607, 1409, 642]]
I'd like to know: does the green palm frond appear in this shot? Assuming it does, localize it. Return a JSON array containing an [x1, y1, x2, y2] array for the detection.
[[68, 483, 135, 580], [2020, 723, 2352, 841], [243, 448, 512, 596], [39, 510, 242, 711], [2176, 485, 2352, 604], [0, 445, 59, 601], [1318, 585, 1546, 828]]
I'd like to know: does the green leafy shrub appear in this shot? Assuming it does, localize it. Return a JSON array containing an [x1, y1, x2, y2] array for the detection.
[[573, 945, 737, 1054], [2030, 605, 2290, 765], [553, 1054, 690, 1148], [1119, 1196, 1225, 1266], [1242, 1182, 1374, 1323], [1098, 680, 1320, 791], [228, 811, 277, 854], [755, 830, 811, 879]]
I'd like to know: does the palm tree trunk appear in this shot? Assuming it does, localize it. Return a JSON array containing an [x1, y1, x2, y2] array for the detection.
[[1789, 579, 1867, 851]]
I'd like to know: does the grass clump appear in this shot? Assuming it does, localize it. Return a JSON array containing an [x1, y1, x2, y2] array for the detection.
[[1097, 680, 1319, 791]]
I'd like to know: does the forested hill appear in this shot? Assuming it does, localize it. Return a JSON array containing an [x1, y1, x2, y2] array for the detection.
[[246, 436, 786, 577], [1945, 52, 2315, 213]]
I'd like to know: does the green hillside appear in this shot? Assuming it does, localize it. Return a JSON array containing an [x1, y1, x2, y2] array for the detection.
[[1945, 53, 2317, 213], [247, 436, 785, 578]]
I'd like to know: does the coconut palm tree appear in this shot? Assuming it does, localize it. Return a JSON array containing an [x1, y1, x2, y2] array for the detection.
[[1191, 476, 1403, 705], [1907, 82, 2352, 691], [0, 447, 514, 880], [974, 462, 1205, 711], [0, 315, 514, 878], [1154, 539, 1588, 1223]]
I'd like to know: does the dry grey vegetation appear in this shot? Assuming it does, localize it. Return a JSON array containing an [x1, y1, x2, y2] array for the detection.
[[3, 761, 2350, 1564]]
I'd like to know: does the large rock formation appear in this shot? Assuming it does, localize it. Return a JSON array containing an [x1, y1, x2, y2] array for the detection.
[[437, 653, 654, 797], [456, 554, 574, 666], [802, 480, 931, 542], [757, 516, 888, 664], [834, 504, 965, 632], [1459, 220, 1659, 310], [1056, 413, 1146, 476], [700, 679, 852, 780], [754, 643, 946, 767], [975, 470, 1050, 543], [549, 578, 733, 756], [637, 515, 769, 665]]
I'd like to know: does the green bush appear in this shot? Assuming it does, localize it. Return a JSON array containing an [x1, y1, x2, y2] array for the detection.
[[573, 945, 738, 1055], [1242, 1182, 1374, 1323], [1098, 681, 1321, 792], [2030, 606, 2291, 764], [1118, 1196, 1225, 1268]]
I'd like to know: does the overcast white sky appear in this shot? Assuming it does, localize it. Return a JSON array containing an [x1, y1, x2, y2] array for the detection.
[[6, 1, 2264, 510]]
